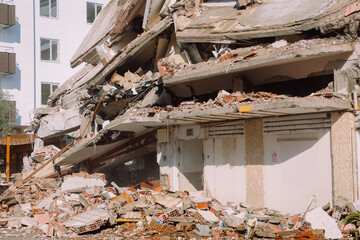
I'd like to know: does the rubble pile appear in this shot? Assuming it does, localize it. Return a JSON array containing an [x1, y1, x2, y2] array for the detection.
[[132, 87, 345, 118], [22, 145, 61, 177], [0, 172, 357, 239]]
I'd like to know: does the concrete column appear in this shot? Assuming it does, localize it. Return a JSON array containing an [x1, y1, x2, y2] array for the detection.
[[34, 137, 44, 150], [80, 112, 92, 137], [157, 126, 178, 191], [245, 118, 264, 207], [331, 112, 358, 202], [232, 76, 244, 92]]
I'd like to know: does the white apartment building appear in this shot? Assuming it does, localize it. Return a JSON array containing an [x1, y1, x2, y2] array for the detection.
[[0, 0, 109, 130]]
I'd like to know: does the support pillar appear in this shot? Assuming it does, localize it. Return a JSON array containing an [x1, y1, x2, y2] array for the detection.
[[331, 112, 358, 202], [245, 118, 264, 207]]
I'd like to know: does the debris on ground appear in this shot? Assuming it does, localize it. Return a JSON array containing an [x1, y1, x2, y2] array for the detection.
[[0, 173, 357, 239]]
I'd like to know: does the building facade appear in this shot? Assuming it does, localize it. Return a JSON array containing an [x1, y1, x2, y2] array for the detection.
[[0, 0, 109, 130]]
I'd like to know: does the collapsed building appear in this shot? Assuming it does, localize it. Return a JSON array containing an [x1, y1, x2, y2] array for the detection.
[[21, 0, 360, 215]]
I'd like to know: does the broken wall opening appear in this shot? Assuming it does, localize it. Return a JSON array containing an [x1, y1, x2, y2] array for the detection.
[[100, 151, 159, 188], [178, 139, 204, 192], [166, 51, 350, 103], [255, 74, 334, 97], [110, 29, 173, 77]]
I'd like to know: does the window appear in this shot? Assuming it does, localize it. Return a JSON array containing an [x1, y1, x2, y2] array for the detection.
[[87, 2, 102, 23], [41, 83, 58, 105], [40, 0, 57, 18], [40, 38, 59, 62]]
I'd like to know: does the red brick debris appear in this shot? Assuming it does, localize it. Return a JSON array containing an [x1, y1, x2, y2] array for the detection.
[[0, 172, 356, 239], [132, 88, 342, 118]]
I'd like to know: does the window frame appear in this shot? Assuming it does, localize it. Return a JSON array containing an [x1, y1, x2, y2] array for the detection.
[[41, 82, 59, 106], [86, 1, 103, 24], [39, 0, 58, 19], [40, 38, 60, 63]]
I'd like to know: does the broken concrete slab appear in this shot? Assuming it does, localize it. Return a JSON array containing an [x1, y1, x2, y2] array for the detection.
[[176, 15, 192, 31], [20, 217, 38, 228], [61, 173, 106, 192], [164, 41, 353, 85], [194, 223, 211, 237], [36, 108, 81, 138], [64, 208, 109, 234], [223, 214, 246, 228], [194, 210, 219, 224], [153, 194, 182, 209], [176, 0, 353, 42], [305, 207, 343, 239]]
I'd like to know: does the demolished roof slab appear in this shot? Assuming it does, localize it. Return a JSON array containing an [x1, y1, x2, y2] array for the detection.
[[163, 97, 353, 124], [71, 0, 145, 68], [49, 63, 103, 106], [85, 17, 173, 88], [36, 108, 81, 139], [55, 118, 162, 166], [176, 0, 355, 42], [53, 95, 351, 167], [163, 40, 354, 86]]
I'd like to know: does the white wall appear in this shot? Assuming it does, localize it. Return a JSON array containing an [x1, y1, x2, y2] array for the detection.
[[178, 139, 204, 192], [158, 124, 333, 213], [0, 0, 35, 126], [0, 0, 110, 126], [34, 0, 110, 109], [204, 136, 247, 206], [263, 131, 332, 213]]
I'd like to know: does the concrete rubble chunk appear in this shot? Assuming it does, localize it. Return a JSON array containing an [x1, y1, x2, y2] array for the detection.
[[31, 145, 60, 163], [64, 208, 109, 234], [61, 173, 106, 192], [353, 199, 360, 212], [0, 171, 351, 238], [36, 108, 81, 138], [271, 39, 288, 48], [195, 210, 219, 224], [153, 194, 183, 209], [102, 84, 118, 95], [20, 203, 32, 214], [20, 217, 37, 227], [223, 213, 246, 228], [122, 212, 142, 219], [8, 220, 21, 229], [305, 207, 343, 239], [176, 15, 192, 31], [194, 223, 211, 236]]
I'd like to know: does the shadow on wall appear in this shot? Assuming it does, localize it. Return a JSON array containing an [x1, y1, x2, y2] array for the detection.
[[14, 110, 21, 126], [1, 65, 21, 91], [0, 19, 21, 44]]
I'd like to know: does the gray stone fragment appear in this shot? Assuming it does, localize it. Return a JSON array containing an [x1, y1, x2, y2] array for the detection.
[[194, 224, 211, 237]]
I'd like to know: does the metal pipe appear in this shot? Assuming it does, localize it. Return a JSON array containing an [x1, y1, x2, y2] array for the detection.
[[354, 90, 358, 110], [6, 134, 10, 182], [33, 0, 37, 109]]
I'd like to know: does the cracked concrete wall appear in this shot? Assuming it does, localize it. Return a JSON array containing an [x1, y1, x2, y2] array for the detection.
[[334, 42, 360, 94], [331, 112, 358, 202]]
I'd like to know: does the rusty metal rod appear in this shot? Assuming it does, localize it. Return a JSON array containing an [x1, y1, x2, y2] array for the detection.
[[6, 134, 10, 182]]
